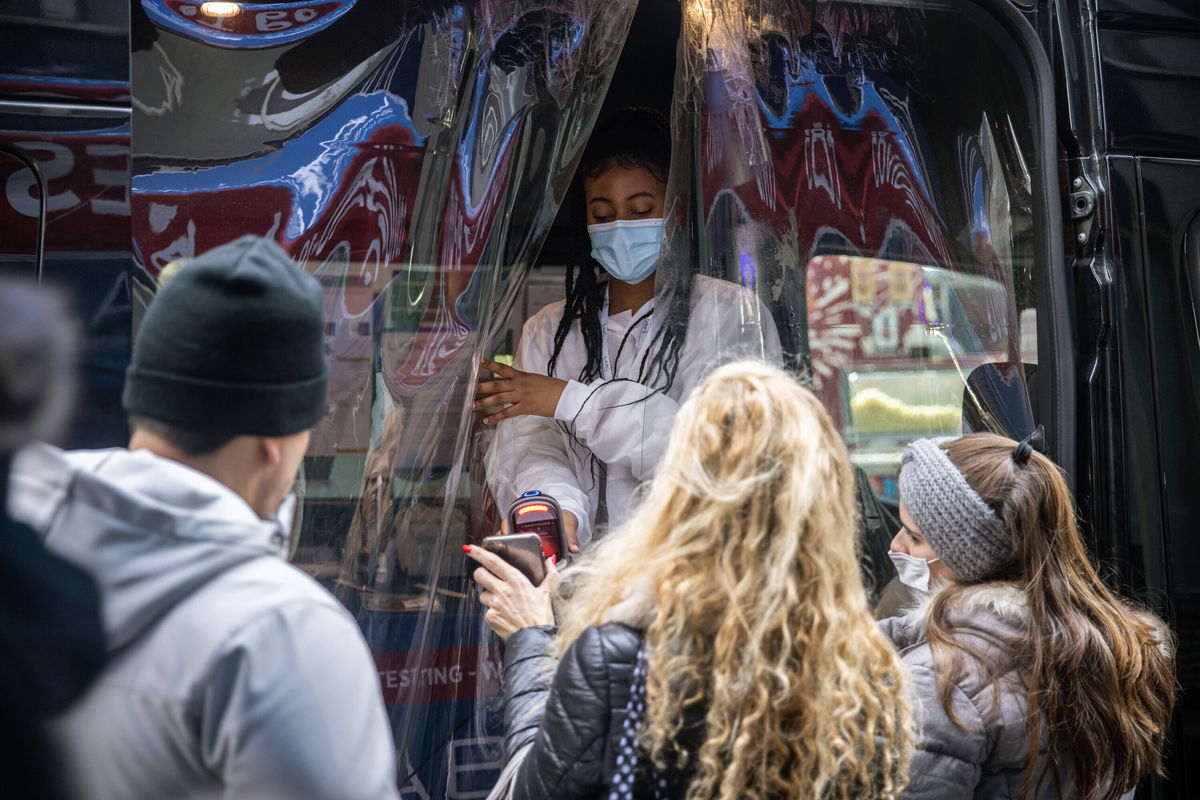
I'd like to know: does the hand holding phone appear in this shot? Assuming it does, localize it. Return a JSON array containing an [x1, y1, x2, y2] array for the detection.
[[464, 541, 558, 641], [479, 533, 546, 585]]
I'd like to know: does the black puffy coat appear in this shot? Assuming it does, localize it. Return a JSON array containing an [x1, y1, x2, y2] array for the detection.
[[505, 613, 909, 799], [502, 622, 645, 799]]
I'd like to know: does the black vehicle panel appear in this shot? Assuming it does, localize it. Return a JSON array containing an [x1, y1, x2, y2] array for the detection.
[[1098, 27, 1200, 158], [1097, 0, 1200, 25], [1134, 160, 1200, 792], [1108, 154, 1200, 796], [1106, 158, 1169, 593]]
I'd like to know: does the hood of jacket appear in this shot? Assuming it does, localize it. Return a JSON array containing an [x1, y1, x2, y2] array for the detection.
[[8, 443, 293, 653], [881, 582, 1032, 664]]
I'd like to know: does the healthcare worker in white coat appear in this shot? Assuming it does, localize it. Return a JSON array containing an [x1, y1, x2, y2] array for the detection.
[[477, 109, 782, 551]]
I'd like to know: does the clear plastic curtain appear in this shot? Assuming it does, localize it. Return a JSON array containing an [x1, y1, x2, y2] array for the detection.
[[662, 0, 1041, 586], [129, 1, 635, 796], [130, 0, 1047, 793], [665, 0, 1039, 447]]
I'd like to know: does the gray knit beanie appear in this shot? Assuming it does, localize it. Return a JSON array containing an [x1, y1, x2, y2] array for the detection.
[[897, 437, 1014, 582], [123, 236, 328, 436]]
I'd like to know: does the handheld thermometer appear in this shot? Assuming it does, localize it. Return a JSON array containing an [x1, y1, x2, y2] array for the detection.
[[506, 491, 565, 563]]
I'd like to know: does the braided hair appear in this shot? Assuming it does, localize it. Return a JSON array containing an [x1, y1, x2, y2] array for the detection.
[[546, 107, 692, 394]]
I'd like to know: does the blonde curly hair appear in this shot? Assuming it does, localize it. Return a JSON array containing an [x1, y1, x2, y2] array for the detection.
[[554, 360, 913, 800]]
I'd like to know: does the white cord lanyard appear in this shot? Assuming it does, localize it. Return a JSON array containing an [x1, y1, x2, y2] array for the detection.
[[600, 293, 654, 381]]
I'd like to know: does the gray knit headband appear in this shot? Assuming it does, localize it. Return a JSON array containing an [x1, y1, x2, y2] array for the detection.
[[897, 438, 1014, 582]]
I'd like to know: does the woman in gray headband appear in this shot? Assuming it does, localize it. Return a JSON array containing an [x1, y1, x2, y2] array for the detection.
[[881, 432, 1175, 800]]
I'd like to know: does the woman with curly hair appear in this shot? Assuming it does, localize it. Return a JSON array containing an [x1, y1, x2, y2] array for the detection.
[[884, 433, 1176, 799], [466, 360, 914, 800]]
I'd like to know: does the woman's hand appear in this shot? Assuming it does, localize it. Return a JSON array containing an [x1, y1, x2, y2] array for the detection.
[[465, 541, 560, 640], [474, 359, 567, 424]]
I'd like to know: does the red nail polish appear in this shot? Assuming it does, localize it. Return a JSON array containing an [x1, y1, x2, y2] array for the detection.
[[462, 544, 472, 554]]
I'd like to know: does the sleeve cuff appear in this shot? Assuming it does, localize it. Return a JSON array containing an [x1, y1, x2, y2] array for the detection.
[[553, 379, 590, 423], [561, 504, 590, 552], [503, 625, 558, 670]]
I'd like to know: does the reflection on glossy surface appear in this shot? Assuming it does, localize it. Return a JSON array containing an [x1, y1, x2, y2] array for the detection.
[[132, 0, 1059, 793], [131, 1, 636, 794], [0, 107, 133, 448], [142, 0, 359, 47], [664, 0, 1041, 484]]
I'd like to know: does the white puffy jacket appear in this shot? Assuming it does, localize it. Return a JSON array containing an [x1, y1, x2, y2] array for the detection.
[[8, 444, 399, 800]]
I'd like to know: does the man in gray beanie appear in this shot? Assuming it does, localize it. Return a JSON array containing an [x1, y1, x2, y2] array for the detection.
[[8, 237, 400, 799]]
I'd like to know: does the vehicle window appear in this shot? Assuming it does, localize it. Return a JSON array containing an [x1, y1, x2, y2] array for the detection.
[[0, 121, 134, 449], [129, 2, 647, 793], [663, 1, 1051, 505], [808, 253, 1036, 500]]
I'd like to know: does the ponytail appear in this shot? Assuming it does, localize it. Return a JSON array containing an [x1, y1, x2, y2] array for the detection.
[[924, 433, 1175, 800]]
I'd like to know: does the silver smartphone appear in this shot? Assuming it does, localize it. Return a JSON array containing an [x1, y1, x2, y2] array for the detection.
[[480, 533, 546, 585]]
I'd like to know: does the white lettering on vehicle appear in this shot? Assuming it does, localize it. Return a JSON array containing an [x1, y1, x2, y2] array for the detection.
[[379, 663, 466, 690], [5, 141, 78, 217]]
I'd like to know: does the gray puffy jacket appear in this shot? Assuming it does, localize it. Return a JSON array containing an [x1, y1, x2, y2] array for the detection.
[[881, 583, 1047, 799], [880, 583, 1137, 800]]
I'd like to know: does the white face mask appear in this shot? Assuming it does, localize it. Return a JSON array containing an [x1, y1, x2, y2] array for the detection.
[[888, 550, 941, 593]]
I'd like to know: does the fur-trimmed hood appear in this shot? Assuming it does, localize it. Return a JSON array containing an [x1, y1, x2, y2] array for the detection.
[[878, 582, 1160, 800], [880, 581, 1030, 655], [882, 580, 1171, 660]]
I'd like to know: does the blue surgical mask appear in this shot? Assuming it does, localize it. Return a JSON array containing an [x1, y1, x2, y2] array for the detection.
[[888, 550, 941, 593], [587, 218, 663, 284]]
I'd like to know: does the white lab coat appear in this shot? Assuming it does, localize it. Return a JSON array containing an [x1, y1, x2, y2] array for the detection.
[[490, 275, 782, 547], [8, 444, 399, 800]]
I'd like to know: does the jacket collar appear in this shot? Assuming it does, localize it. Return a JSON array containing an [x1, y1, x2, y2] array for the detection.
[[887, 581, 1029, 651]]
